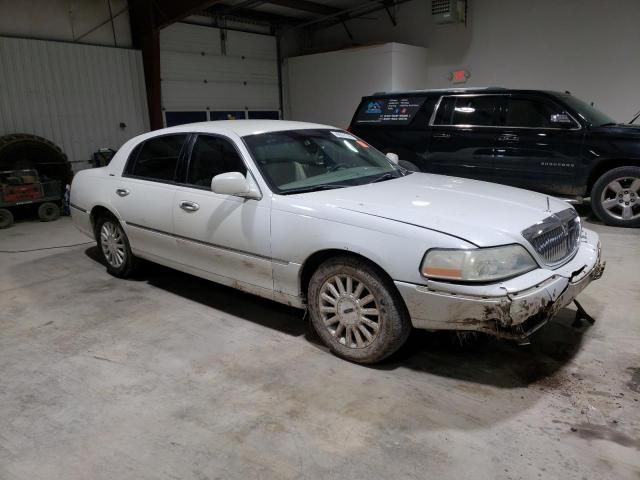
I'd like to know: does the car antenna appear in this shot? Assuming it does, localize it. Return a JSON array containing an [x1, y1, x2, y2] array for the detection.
[[545, 196, 551, 212], [629, 109, 640, 125]]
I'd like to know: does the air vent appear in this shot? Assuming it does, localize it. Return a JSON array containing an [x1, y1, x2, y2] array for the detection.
[[432, 0, 466, 24]]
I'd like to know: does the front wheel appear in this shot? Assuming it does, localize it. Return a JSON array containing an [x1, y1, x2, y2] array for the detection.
[[95, 215, 138, 278], [308, 256, 411, 364], [591, 166, 640, 227]]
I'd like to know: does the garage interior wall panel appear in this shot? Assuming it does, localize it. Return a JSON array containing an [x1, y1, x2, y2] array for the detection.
[[0, 36, 149, 168], [286, 43, 428, 128], [160, 23, 279, 114]]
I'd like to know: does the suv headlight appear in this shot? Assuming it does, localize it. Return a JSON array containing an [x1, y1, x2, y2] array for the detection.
[[421, 244, 538, 282]]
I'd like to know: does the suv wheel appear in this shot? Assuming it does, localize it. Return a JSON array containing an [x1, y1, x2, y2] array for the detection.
[[308, 256, 411, 364], [95, 215, 138, 278], [591, 166, 640, 227]]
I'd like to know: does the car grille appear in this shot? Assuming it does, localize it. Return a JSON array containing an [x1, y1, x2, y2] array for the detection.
[[522, 208, 582, 266]]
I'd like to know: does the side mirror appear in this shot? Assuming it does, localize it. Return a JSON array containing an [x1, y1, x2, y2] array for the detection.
[[211, 172, 259, 199], [550, 113, 573, 126], [386, 152, 399, 164]]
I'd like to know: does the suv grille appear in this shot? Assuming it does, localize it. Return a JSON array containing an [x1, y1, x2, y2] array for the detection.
[[522, 209, 581, 265]]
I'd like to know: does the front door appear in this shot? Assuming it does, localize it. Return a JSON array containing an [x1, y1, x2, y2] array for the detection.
[[426, 94, 503, 181], [172, 134, 273, 290], [112, 133, 188, 261], [491, 95, 585, 195]]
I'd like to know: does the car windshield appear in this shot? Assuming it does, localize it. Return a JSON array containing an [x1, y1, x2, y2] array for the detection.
[[242, 129, 405, 194], [559, 94, 617, 126]]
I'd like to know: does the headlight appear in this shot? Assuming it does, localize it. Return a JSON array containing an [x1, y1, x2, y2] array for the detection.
[[421, 244, 538, 282]]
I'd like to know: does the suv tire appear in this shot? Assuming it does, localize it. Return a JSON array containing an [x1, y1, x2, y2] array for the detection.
[[591, 166, 640, 227]]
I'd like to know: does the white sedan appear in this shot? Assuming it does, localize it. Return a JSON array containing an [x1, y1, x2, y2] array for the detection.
[[71, 120, 605, 363]]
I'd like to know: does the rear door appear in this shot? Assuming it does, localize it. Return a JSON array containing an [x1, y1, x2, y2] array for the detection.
[[492, 95, 585, 195], [113, 134, 187, 261], [427, 94, 503, 181]]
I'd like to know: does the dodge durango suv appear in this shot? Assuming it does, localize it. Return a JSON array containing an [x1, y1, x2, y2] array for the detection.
[[349, 88, 640, 228]]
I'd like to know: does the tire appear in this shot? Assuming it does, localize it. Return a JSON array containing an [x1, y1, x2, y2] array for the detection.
[[94, 215, 138, 278], [591, 166, 640, 227], [37, 202, 61, 222], [308, 256, 411, 364], [0, 208, 14, 229]]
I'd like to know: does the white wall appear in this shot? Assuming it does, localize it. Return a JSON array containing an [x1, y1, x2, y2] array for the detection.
[[286, 43, 428, 128], [0, 36, 149, 167], [295, 0, 640, 122], [0, 0, 131, 47]]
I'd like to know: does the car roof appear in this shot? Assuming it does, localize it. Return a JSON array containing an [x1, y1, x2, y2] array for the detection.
[[364, 87, 567, 99], [155, 120, 336, 137]]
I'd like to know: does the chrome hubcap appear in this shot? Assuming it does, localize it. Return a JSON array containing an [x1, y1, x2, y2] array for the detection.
[[601, 177, 640, 221], [100, 221, 126, 268], [319, 274, 380, 349]]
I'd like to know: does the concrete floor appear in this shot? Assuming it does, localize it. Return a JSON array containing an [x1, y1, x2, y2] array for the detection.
[[1, 214, 639, 480]]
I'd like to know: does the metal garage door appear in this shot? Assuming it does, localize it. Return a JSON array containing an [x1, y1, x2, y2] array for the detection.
[[160, 23, 280, 126]]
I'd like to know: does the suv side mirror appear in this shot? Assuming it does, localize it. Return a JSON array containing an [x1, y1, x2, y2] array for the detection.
[[211, 172, 260, 199], [550, 113, 574, 126], [386, 152, 399, 164]]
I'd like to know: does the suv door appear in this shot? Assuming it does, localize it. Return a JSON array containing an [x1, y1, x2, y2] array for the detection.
[[114, 134, 187, 261], [427, 94, 503, 180], [172, 134, 273, 290], [492, 95, 585, 195]]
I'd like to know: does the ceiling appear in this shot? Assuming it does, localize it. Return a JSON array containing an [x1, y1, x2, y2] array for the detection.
[[201, 0, 413, 32]]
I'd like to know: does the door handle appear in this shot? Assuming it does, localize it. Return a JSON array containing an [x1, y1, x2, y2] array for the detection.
[[433, 132, 451, 139], [115, 188, 130, 197], [498, 134, 519, 142], [179, 201, 200, 212]]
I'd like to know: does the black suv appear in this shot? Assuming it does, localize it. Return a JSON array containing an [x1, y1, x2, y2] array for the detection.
[[349, 88, 640, 227]]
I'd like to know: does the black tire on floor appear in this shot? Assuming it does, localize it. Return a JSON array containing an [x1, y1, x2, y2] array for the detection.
[[94, 214, 138, 278], [591, 166, 640, 227], [308, 255, 412, 364], [0, 208, 14, 229], [37, 202, 61, 222]]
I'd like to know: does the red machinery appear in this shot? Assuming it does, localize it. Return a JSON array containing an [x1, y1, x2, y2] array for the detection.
[[0, 169, 61, 229]]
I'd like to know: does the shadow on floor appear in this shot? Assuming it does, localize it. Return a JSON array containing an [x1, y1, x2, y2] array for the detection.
[[85, 246, 591, 388]]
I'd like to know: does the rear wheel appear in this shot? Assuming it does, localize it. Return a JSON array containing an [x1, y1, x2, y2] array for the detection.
[[95, 215, 138, 278], [0, 208, 14, 229], [591, 166, 640, 227], [38, 202, 60, 222], [308, 256, 411, 364]]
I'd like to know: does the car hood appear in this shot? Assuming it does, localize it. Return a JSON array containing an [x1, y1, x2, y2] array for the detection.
[[291, 173, 573, 247]]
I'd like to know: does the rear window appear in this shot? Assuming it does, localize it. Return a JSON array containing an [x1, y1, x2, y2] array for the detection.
[[433, 95, 500, 126], [354, 96, 427, 125], [126, 134, 187, 181]]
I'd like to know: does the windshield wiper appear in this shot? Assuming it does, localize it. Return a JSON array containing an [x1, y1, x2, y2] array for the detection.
[[281, 184, 345, 195], [371, 172, 400, 183]]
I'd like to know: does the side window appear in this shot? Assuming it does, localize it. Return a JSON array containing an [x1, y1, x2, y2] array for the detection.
[[434, 96, 499, 126], [504, 98, 566, 128], [186, 135, 247, 188], [128, 134, 187, 181]]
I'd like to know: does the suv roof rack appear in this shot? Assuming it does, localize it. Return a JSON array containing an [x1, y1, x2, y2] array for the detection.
[[372, 86, 507, 95]]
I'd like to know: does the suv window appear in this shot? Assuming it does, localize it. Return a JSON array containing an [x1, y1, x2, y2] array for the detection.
[[186, 135, 247, 188], [433, 95, 499, 126], [128, 134, 187, 181], [504, 98, 564, 128]]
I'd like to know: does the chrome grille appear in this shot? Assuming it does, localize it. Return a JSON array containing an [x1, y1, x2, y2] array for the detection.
[[522, 209, 582, 265]]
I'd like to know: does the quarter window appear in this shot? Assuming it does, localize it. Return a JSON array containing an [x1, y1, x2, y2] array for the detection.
[[434, 96, 500, 126], [504, 98, 565, 128], [128, 134, 187, 181], [186, 135, 247, 188]]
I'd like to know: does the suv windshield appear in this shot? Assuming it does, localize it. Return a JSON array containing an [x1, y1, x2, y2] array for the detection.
[[243, 129, 405, 194], [558, 94, 616, 126]]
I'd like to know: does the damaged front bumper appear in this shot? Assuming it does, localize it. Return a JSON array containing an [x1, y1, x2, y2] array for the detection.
[[395, 228, 605, 340]]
